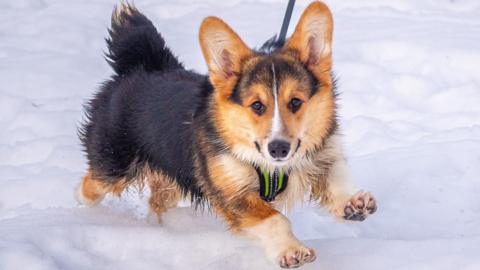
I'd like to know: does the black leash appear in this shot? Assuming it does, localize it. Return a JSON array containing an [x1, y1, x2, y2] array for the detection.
[[278, 0, 296, 44]]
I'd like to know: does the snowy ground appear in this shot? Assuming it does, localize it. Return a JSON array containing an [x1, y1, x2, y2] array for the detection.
[[1, 0, 480, 269]]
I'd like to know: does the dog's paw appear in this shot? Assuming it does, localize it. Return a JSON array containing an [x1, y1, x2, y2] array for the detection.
[[278, 245, 316, 268], [343, 191, 377, 221]]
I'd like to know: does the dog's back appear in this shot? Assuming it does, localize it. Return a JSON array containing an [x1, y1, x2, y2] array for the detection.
[[79, 4, 207, 199]]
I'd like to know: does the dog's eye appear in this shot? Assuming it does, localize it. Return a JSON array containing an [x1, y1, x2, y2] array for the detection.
[[251, 101, 265, 115], [288, 98, 303, 113]]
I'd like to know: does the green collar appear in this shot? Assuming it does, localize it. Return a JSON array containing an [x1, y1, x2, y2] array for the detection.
[[255, 167, 289, 202]]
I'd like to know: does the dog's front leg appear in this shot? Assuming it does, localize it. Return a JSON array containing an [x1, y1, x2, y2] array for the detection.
[[311, 152, 378, 221], [204, 155, 315, 268], [214, 193, 316, 268]]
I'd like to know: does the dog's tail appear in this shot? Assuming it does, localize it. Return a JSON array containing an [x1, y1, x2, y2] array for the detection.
[[106, 3, 183, 76]]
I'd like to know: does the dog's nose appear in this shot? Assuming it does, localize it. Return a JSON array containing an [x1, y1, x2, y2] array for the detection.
[[268, 140, 290, 159]]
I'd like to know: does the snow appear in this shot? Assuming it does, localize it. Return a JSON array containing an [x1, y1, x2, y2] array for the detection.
[[1, 0, 479, 269]]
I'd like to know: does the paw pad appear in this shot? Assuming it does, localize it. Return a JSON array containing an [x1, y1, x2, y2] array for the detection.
[[344, 191, 377, 221], [279, 247, 316, 268]]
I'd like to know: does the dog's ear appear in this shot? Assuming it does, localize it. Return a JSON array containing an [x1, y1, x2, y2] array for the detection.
[[199, 17, 252, 95], [285, 1, 333, 77]]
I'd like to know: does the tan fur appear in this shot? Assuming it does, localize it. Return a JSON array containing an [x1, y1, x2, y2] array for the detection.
[[78, 166, 181, 219], [285, 1, 333, 78], [112, 1, 137, 26], [211, 58, 272, 165], [78, 172, 138, 201], [215, 57, 321, 154], [200, 153, 278, 231], [208, 154, 257, 200], [237, 194, 278, 228], [298, 86, 336, 152], [284, 2, 336, 157], [199, 16, 253, 98], [214, 93, 269, 154], [78, 170, 108, 205], [147, 171, 182, 218], [199, 4, 336, 173]]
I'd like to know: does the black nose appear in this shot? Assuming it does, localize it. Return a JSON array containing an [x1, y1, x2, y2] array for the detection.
[[268, 140, 290, 159]]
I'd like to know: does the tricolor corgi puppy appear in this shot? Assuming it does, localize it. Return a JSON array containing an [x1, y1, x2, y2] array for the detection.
[[77, 1, 377, 268]]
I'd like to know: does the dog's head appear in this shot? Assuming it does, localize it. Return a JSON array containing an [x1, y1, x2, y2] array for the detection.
[[199, 1, 336, 169]]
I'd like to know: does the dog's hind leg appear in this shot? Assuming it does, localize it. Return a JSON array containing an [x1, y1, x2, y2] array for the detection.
[[76, 168, 131, 206], [76, 169, 109, 206], [146, 170, 182, 221]]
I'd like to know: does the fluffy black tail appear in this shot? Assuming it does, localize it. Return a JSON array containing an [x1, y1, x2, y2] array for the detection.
[[106, 3, 183, 76]]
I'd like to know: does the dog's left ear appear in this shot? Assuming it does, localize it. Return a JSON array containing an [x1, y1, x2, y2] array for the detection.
[[199, 17, 252, 95], [285, 1, 333, 77]]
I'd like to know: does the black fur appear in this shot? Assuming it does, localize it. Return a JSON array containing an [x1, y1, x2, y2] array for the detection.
[[79, 6, 216, 202], [106, 5, 183, 76], [257, 35, 284, 54], [230, 56, 319, 104]]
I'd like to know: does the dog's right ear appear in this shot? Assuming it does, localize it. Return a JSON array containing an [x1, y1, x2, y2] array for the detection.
[[199, 17, 252, 96]]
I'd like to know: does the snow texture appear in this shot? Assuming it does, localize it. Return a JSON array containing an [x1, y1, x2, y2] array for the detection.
[[1, 0, 479, 269]]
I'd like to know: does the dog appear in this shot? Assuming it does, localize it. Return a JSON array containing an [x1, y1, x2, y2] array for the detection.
[[77, 1, 377, 268]]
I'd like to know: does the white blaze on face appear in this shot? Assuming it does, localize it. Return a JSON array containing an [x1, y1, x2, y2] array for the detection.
[[270, 63, 283, 139]]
